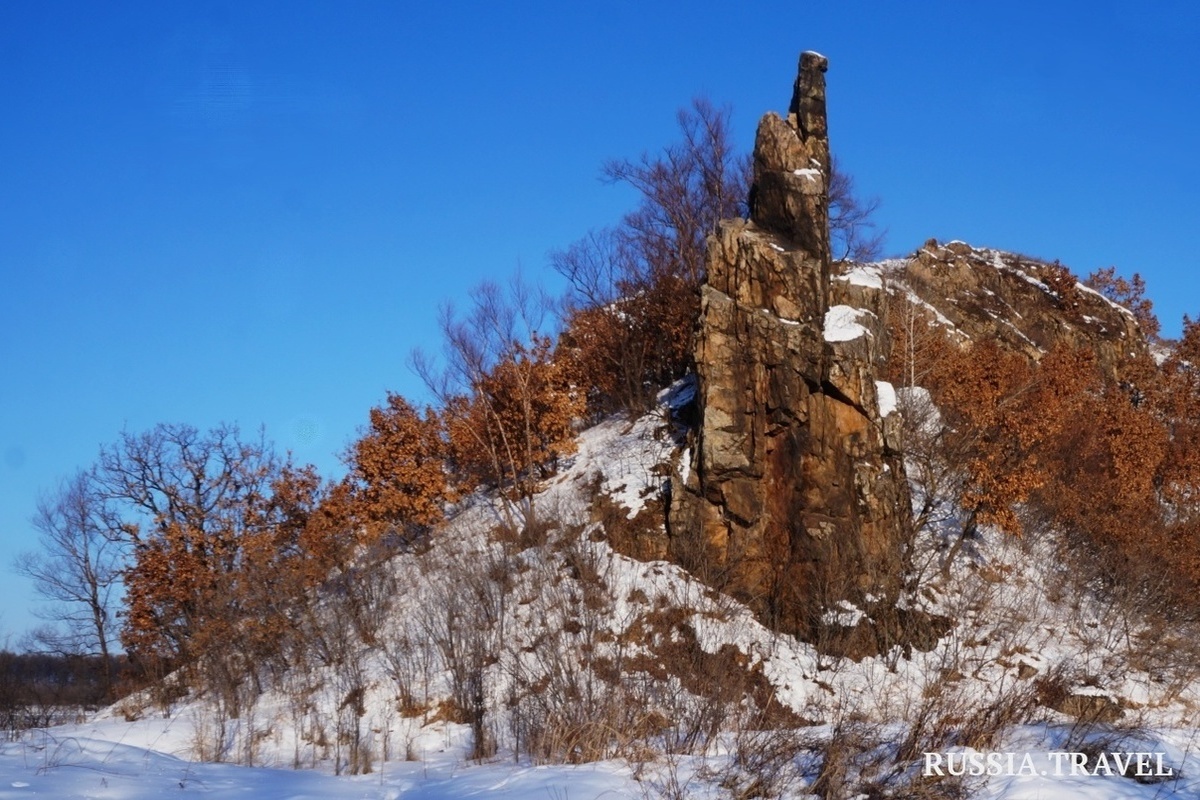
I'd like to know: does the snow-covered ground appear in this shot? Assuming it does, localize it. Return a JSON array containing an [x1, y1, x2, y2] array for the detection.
[[7, 716, 1200, 798], [0, 724, 642, 799]]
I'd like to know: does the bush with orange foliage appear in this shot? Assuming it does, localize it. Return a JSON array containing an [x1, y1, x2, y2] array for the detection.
[[928, 341, 1097, 537], [414, 276, 585, 529], [908, 281, 1200, 614], [1150, 316, 1200, 507], [558, 270, 697, 416], [443, 334, 584, 507], [343, 393, 449, 545], [1041, 261, 1086, 323]]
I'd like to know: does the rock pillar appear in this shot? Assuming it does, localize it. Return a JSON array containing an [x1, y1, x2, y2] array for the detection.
[[669, 52, 914, 655]]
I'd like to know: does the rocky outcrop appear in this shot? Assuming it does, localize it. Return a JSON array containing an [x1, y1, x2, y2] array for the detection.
[[668, 53, 916, 655], [898, 240, 1150, 380]]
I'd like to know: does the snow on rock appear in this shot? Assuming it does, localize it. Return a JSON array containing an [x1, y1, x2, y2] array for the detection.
[[984, 248, 1052, 293], [792, 168, 822, 186], [1078, 280, 1138, 320], [836, 263, 885, 290], [821, 599, 867, 628], [552, 379, 690, 520], [823, 304, 873, 342], [876, 380, 897, 417]]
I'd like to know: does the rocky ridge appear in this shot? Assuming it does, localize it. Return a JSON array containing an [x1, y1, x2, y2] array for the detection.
[[892, 239, 1150, 380]]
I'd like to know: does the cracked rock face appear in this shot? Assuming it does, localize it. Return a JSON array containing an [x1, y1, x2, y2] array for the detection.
[[902, 240, 1150, 381], [668, 53, 914, 654]]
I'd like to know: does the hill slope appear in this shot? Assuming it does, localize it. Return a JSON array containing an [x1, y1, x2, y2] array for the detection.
[[8, 369, 1200, 797]]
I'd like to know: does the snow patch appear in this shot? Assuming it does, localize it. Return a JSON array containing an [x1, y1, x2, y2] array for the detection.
[[821, 600, 866, 627], [823, 305, 873, 342], [1077, 281, 1137, 319], [875, 380, 897, 417], [836, 264, 884, 290]]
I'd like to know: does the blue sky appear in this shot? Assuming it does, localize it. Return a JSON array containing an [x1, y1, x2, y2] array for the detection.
[[2, 1, 1197, 642]]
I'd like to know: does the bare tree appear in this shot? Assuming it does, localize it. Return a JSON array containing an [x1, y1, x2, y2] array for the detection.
[[601, 96, 751, 289], [828, 153, 885, 264], [413, 274, 580, 532], [13, 471, 123, 697], [554, 98, 750, 413], [93, 422, 279, 550]]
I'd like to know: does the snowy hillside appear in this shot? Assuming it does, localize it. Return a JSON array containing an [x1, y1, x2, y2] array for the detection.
[[7, 378, 1200, 798]]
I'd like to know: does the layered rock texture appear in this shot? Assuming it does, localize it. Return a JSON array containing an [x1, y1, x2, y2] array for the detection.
[[896, 240, 1150, 380], [668, 53, 914, 653]]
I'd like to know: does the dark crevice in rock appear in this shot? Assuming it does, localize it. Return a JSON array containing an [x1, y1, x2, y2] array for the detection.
[[818, 379, 870, 420]]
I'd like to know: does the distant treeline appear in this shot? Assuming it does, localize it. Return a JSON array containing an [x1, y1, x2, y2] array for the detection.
[[0, 650, 133, 736]]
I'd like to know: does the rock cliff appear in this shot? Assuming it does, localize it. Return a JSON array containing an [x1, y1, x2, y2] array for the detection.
[[668, 53, 916, 655], [894, 240, 1150, 380]]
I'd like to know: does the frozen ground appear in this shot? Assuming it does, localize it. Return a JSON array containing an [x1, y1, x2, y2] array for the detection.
[[0, 724, 642, 799], [5, 720, 1200, 798]]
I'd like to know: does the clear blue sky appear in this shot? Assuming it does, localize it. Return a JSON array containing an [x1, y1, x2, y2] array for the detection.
[[2, 1, 1197, 642]]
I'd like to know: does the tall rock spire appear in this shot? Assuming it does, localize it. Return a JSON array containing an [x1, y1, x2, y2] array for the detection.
[[750, 51, 831, 262], [789, 50, 829, 142], [669, 52, 918, 655]]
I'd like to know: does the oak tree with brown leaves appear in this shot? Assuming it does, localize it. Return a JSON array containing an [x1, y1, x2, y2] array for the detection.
[[1042, 261, 1086, 323], [343, 394, 449, 545], [911, 284, 1200, 611], [415, 277, 584, 530], [1149, 315, 1200, 516], [91, 421, 341, 708], [927, 342, 1097, 538], [1086, 265, 1161, 340]]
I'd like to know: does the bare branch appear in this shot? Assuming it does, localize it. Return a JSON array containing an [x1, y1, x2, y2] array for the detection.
[[828, 153, 885, 264], [14, 471, 123, 696]]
